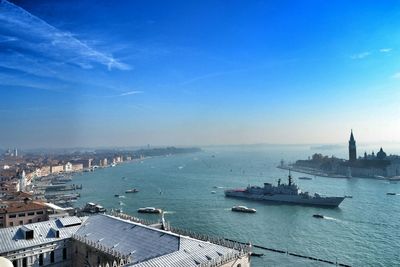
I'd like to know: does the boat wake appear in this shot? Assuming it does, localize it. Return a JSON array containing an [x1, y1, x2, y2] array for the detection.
[[163, 211, 175, 214], [322, 216, 338, 221], [118, 195, 126, 198]]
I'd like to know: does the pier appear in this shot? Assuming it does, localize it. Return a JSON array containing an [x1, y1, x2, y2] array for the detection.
[[225, 238, 351, 266]]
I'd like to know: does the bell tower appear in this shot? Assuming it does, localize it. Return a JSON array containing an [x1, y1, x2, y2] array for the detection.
[[348, 130, 357, 162]]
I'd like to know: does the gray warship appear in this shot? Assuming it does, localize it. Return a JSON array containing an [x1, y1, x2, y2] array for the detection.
[[225, 173, 345, 207]]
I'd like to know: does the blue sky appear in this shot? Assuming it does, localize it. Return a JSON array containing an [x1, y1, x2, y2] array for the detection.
[[1, 0, 400, 148]]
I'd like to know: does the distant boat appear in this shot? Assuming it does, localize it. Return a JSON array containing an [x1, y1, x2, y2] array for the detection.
[[125, 188, 139, 193], [138, 207, 162, 214], [111, 163, 116, 167], [313, 214, 324, 219], [387, 192, 397, 195], [82, 202, 106, 213], [231, 205, 256, 213], [298, 177, 312, 180], [211, 191, 216, 194], [114, 194, 120, 197]]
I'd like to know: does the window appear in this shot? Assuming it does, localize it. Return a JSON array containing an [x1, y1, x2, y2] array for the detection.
[[37, 218, 41, 222], [12, 260, 17, 267], [28, 219, 32, 224], [27, 212, 34, 216], [39, 254, 43, 266], [36, 211, 44, 215], [19, 220, 23, 225], [9, 214, 16, 218], [50, 251, 54, 263], [22, 258, 27, 267], [18, 213, 26, 217], [9, 222, 13, 226], [63, 248, 67, 260]]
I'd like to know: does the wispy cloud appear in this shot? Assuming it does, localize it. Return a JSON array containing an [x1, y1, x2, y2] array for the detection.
[[380, 48, 392, 53], [118, 90, 143, 96], [351, 52, 371, 60], [83, 90, 144, 98], [0, 0, 130, 71], [179, 69, 248, 86], [391, 72, 400, 79]]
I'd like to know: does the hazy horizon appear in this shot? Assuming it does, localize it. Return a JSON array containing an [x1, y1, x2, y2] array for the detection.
[[1, 0, 400, 148]]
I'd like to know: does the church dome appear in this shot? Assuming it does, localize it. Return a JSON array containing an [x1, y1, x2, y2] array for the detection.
[[377, 147, 387, 160]]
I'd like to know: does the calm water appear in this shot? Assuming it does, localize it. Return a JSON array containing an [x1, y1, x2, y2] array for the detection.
[[71, 146, 400, 266]]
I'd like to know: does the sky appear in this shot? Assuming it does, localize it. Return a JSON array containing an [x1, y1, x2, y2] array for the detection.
[[1, 0, 400, 149]]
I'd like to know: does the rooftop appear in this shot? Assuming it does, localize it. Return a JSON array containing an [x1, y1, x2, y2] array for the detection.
[[0, 201, 48, 214], [75, 214, 243, 266], [0, 216, 84, 254]]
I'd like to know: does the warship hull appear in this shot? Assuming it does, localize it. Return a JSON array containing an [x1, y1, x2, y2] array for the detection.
[[225, 190, 344, 207]]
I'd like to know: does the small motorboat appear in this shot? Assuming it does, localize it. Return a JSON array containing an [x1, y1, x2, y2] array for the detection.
[[211, 191, 216, 194], [298, 177, 312, 180], [114, 194, 120, 197], [138, 207, 163, 214], [125, 188, 139, 193], [387, 192, 397, 195], [313, 214, 324, 219], [231, 205, 256, 213]]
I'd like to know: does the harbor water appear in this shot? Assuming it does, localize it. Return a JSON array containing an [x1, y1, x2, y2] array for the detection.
[[72, 145, 400, 266]]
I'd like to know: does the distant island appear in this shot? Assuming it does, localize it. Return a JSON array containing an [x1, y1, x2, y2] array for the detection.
[[279, 131, 400, 180]]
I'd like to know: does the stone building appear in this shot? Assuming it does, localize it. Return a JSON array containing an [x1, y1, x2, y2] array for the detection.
[[0, 200, 49, 228], [51, 165, 64, 174]]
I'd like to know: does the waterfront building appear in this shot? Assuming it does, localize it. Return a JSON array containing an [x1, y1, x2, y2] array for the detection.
[[64, 162, 73, 172], [71, 163, 83, 172], [38, 166, 51, 177], [0, 214, 251, 267], [71, 159, 92, 169], [51, 165, 64, 174]]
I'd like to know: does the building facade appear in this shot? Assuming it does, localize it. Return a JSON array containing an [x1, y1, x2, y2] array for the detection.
[[0, 201, 49, 228]]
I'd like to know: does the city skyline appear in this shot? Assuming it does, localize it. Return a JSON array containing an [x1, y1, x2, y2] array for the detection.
[[1, 0, 400, 148]]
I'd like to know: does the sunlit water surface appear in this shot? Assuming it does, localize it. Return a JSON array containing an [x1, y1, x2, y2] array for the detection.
[[71, 145, 400, 266]]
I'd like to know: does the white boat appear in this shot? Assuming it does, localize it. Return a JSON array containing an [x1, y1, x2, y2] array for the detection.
[[231, 205, 256, 213], [137, 207, 163, 214], [125, 188, 139, 193]]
